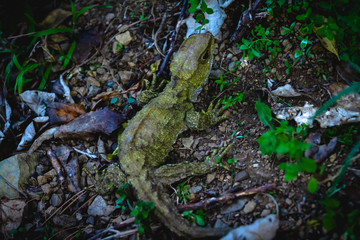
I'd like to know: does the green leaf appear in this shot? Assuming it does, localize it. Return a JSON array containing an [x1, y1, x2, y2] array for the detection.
[[75, 5, 113, 23], [63, 40, 76, 68], [322, 198, 340, 208], [195, 215, 205, 226], [255, 100, 273, 128], [206, 8, 214, 14], [251, 48, 261, 58], [300, 39, 308, 49], [301, 158, 316, 173], [38, 63, 52, 90], [189, 0, 200, 13], [295, 50, 303, 58], [277, 0, 286, 7], [31, 28, 73, 37], [322, 214, 336, 230], [307, 177, 318, 193]]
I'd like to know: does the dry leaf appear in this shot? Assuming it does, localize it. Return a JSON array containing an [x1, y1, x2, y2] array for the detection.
[[314, 25, 340, 60]]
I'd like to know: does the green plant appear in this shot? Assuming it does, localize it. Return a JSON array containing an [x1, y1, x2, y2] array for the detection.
[[281, 22, 296, 35], [284, 59, 291, 74], [295, 36, 313, 60], [188, 0, 214, 31], [256, 100, 318, 193], [2, 2, 111, 93], [220, 93, 245, 109], [321, 198, 360, 239], [325, 125, 358, 147], [183, 210, 206, 226], [130, 200, 155, 235], [115, 183, 130, 211], [139, 12, 147, 21], [215, 75, 240, 91], [238, 24, 281, 60], [176, 181, 190, 204]]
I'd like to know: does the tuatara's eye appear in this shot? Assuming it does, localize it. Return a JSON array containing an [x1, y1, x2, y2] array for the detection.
[[200, 49, 210, 62]]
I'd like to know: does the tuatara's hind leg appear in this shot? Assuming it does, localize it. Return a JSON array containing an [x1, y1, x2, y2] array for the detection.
[[136, 62, 168, 106], [83, 164, 126, 195], [154, 143, 232, 184]]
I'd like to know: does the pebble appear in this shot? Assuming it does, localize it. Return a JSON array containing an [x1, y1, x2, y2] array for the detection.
[[87, 195, 114, 216], [282, 39, 293, 52], [226, 53, 233, 59], [115, 31, 133, 46], [118, 70, 134, 85], [50, 193, 64, 207], [107, 81, 115, 87], [243, 200, 256, 214], [182, 136, 194, 149], [228, 62, 237, 71], [221, 199, 245, 214], [260, 209, 271, 217], [105, 13, 115, 23], [76, 212, 83, 221], [41, 184, 53, 194], [87, 76, 100, 87], [234, 171, 249, 182], [190, 186, 202, 194], [206, 173, 216, 184]]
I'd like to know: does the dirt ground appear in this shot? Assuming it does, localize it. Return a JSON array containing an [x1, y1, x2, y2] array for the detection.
[[1, 0, 359, 239]]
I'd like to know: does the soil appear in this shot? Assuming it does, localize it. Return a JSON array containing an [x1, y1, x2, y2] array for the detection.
[[1, 0, 359, 240]]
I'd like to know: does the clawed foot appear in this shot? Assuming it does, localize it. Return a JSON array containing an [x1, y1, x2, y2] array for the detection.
[[137, 62, 168, 106], [205, 143, 233, 170], [203, 101, 227, 125], [83, 164, 126, 195]]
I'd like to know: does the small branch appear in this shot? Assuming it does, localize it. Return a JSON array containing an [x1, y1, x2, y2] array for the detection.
[[177, 183, 275, 212], [230, 0, 265, 42], [157, 0, 188, 78]]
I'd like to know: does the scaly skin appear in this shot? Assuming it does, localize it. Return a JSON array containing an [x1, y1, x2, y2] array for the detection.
[[90, 33, 229, 238]]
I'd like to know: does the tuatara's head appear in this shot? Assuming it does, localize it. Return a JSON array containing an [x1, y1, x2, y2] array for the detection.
[[170, 33, 214, 102]]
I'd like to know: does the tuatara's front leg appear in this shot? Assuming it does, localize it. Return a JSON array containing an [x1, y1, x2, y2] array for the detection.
[[137, 63, 168, 106], [185, 102, 227, 130], [154, 144, 232, 185]]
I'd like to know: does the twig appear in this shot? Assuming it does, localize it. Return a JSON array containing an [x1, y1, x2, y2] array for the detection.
[[177, 183, 275, 212], [0, 174, 28, 198], [153, 12, 167, 57], [46, 148, 65, 184], [157, 0, 188, 78], [230, 0, 264, 42]]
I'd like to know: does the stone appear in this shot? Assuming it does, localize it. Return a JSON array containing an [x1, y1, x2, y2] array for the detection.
[[206, 173, 216, 184], [0, 153, 39, 199], [221, 199, 245, 214], [282, 39, 293, 52], [115, 31, 133, 46], [234, 171, 249, 182], [87, 195, 114, 216], [243, 200, 256, 214], [190, 185, 202, 194], [87, 76, 101, 87], [105, 13, 115, 23], [51, 193, 64, 207], [118, 70, 134, 85], [182, 136, 194, 149]]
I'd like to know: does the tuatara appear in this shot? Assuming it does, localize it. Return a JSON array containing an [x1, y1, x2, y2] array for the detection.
[[89, 33, 230, 238]]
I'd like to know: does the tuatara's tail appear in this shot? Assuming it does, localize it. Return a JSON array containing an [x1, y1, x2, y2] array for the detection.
[[130, 174, 229, 238]]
